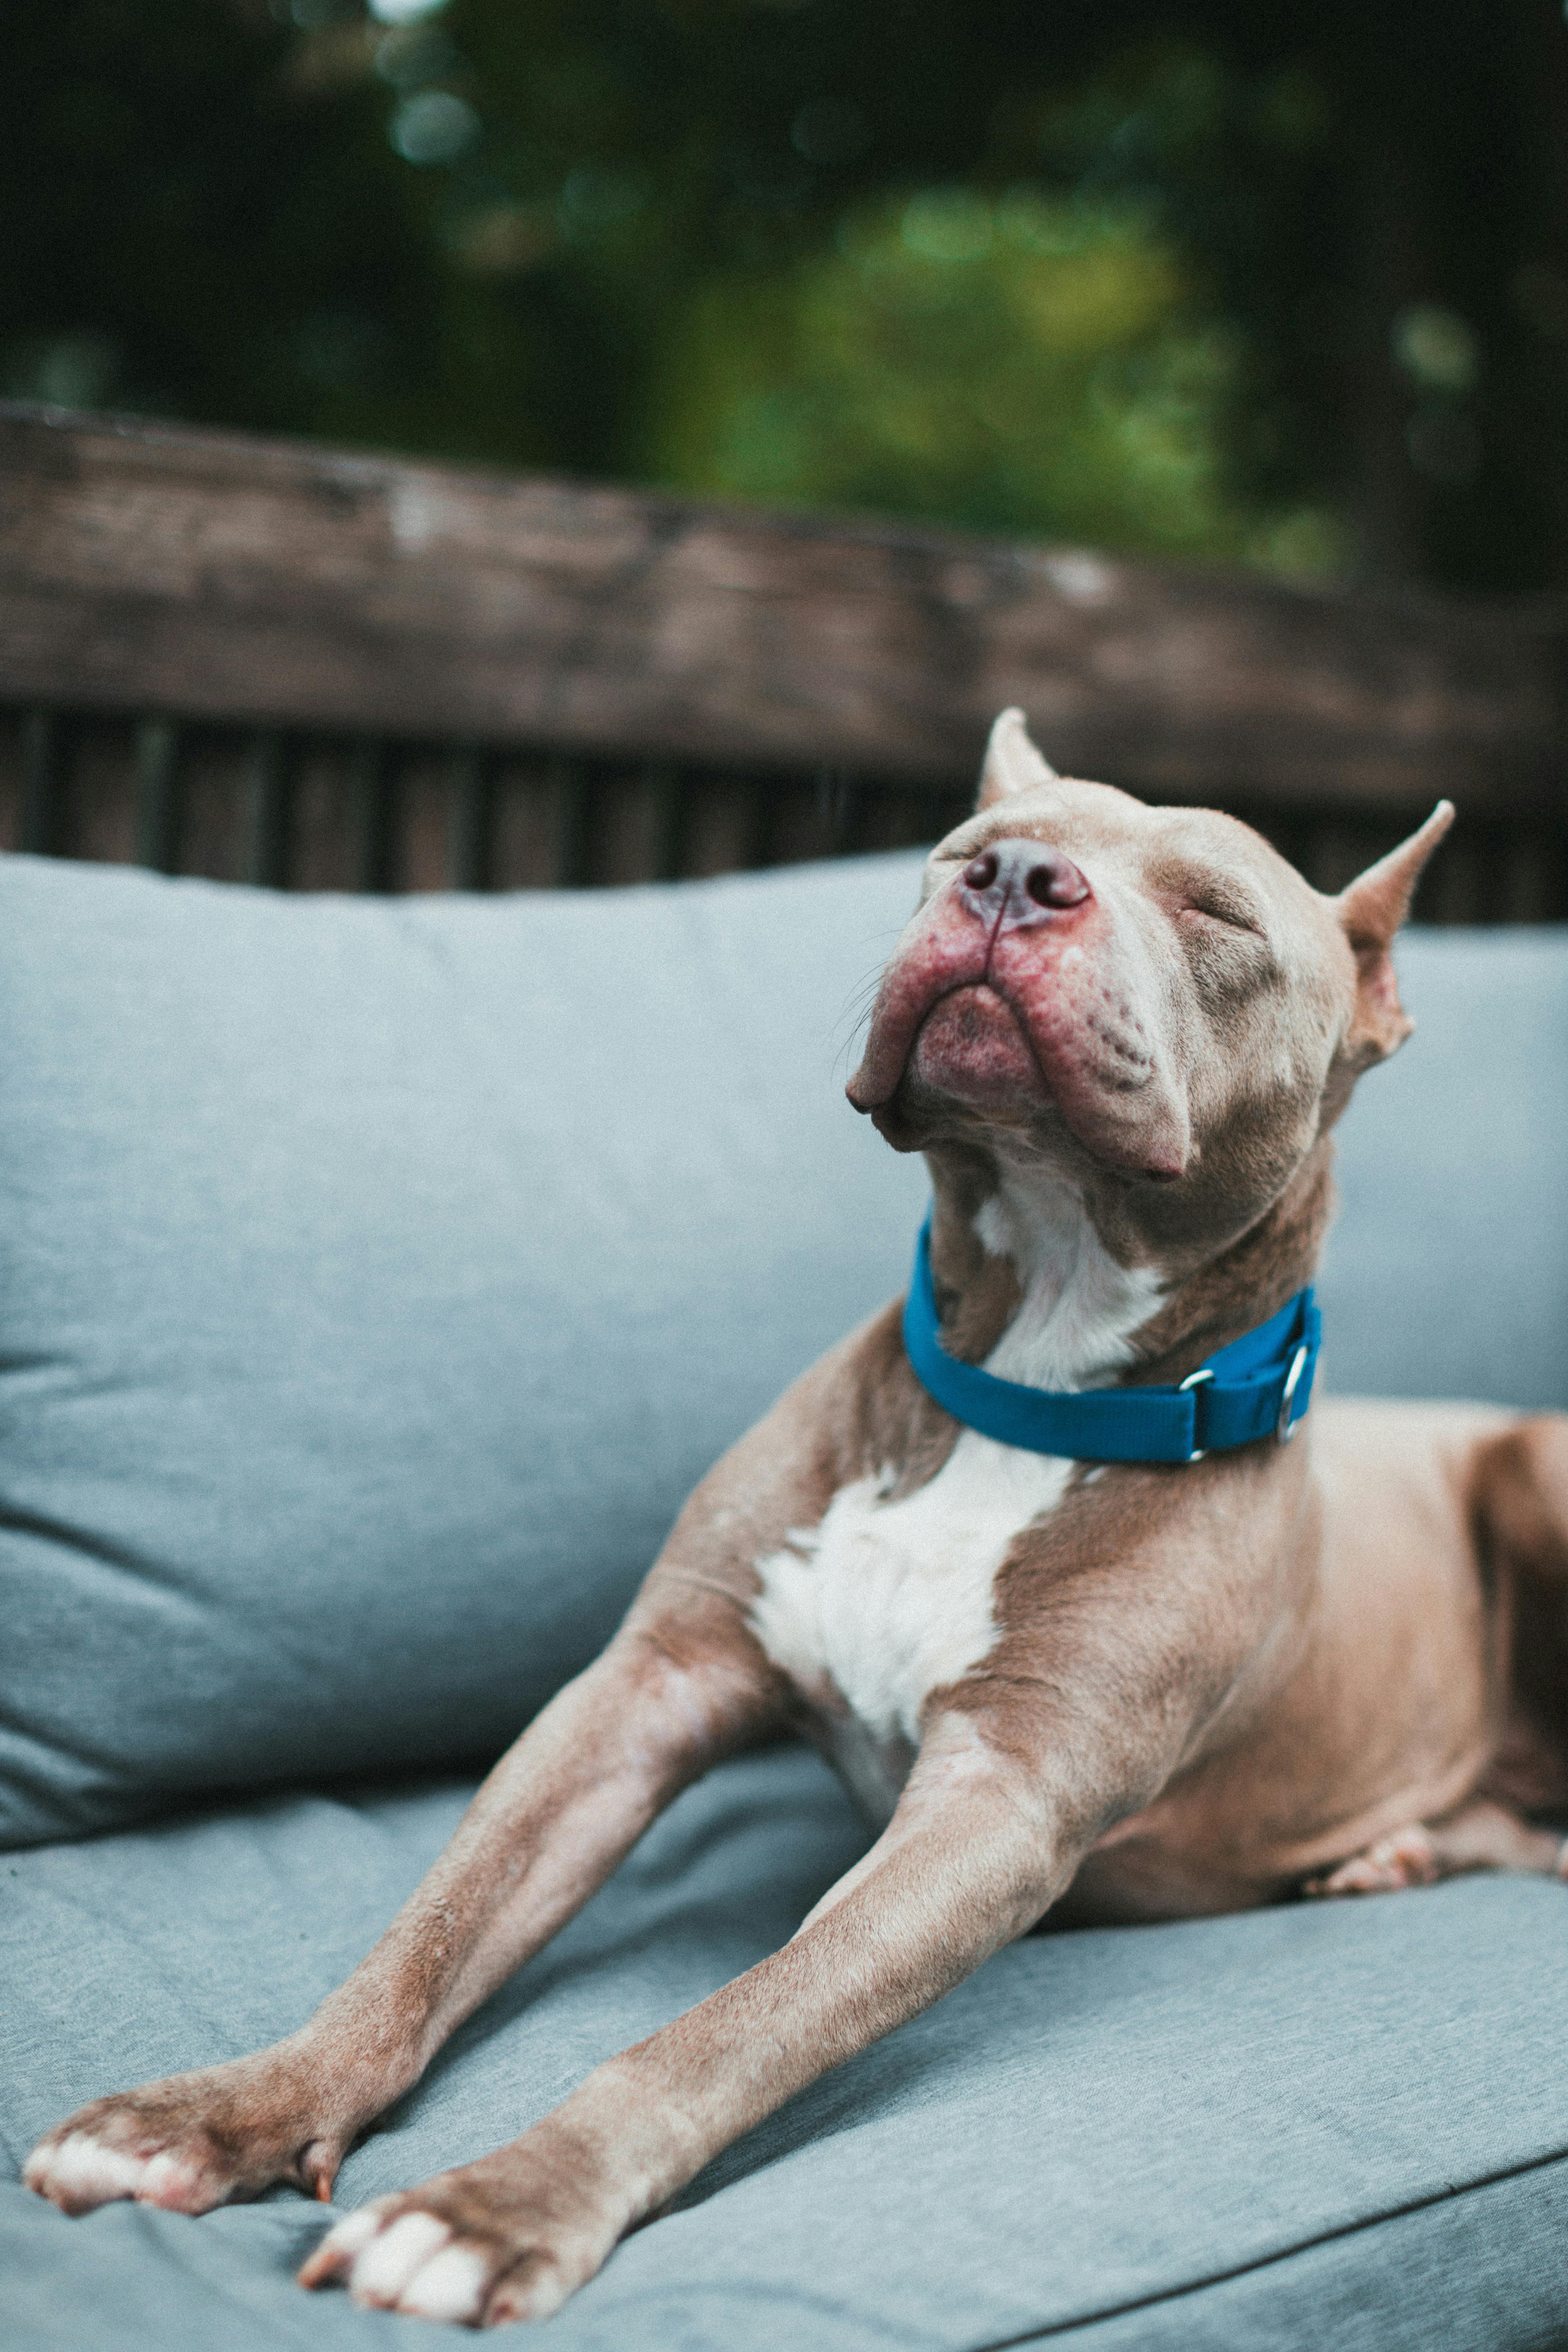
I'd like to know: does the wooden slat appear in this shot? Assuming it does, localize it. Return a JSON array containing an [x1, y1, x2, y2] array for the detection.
[[444, 750, 489, 892], [67, 719, 139, 866], [489, 754, 560, 889], [549, 758, 592, 888], [19, 707, 57, 853], [1, 405, 1563, 817], [133, 717, 180, 872], [350, 740, 392, 894], [243, 732, 290, 888]]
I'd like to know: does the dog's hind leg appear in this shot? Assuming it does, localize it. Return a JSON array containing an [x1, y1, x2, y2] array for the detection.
[[1473, 1412, 1568, 1610], [1475, 1410, 1568, 1810], [1306, 1414, 1568, 1902], [1301, 1798, 1566, 1897]]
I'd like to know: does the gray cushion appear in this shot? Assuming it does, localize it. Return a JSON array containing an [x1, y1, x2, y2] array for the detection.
[[1323, 927, 1568, 1408], [4, 858, 1567, 2347], [4, 1745, 1568, 2351], [1, 846, 1565, 1851], [0, 852, 928, 1848]]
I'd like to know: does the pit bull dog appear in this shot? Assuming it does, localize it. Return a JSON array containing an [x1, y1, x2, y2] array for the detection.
[[26, 710, 1568, 2328]]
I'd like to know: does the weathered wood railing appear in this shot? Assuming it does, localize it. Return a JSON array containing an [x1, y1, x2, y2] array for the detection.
[[1, 404, 1564, 917]]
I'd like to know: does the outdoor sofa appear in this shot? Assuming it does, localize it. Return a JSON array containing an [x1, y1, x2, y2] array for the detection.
[[3, 839, 1567, 2352]]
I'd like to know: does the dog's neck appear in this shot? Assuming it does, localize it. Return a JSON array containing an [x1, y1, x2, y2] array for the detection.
[[925, 1138, 1334, 1395]]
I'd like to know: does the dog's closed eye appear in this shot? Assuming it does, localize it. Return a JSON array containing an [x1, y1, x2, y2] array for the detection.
[[1178, 892, 1267, 937]]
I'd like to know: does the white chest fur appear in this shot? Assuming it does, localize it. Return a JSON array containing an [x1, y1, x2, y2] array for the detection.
[[749, 1169, 1164, 1807], [751, 1434, 1072, 1748]]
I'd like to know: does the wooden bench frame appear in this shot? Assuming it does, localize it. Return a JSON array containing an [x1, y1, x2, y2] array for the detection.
[[2, 402, 1564, 916]]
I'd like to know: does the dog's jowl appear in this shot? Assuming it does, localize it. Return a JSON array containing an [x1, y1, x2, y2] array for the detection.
[[26, 711, 1568, 2328]]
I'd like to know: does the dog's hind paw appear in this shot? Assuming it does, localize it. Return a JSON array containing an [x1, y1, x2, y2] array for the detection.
[[1302, 1799, 1568, 1899], [1301, 1826, 1440, 1899]]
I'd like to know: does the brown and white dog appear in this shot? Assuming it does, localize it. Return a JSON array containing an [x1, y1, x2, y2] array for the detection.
[[25, 710, 1568, 2326]]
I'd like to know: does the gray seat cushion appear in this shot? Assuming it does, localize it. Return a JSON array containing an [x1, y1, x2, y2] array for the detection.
[[4, 1745, 1568, 2351]]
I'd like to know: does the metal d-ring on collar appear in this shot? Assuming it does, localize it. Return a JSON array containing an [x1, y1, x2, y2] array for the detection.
[[1178, 1365, 1215, 1463], [901, 1214, 1322, 1468], [1276, 1343, 1312, 1444]]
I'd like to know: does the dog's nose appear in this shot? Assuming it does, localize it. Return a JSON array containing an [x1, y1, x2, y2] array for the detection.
[[959, 837, 1090, 924]]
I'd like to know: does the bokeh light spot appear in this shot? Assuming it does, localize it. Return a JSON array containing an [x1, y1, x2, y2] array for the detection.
[[901, 190, 993, 263], [369, 0, 450, 24], [3, 331, 123, 411], [450, 205, 556, 277], [390, 90, 480, 166], [1392, 304, 1479, 395]]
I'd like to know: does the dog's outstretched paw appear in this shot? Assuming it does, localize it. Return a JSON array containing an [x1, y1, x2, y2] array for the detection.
[[22, 2124, 215, 2216], [299, 2141, 618, 2328], [23, 2055, 348, 2216], [1301, 1825, 1440, 1899], [302, 2203, 506, 2326]]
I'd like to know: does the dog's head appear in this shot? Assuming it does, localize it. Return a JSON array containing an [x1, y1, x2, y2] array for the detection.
[[848, 709, 1451, 1261]]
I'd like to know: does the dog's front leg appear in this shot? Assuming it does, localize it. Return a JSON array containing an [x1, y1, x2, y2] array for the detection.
[[23, 1318, 887, 2231], [298, 1710, 1066, 2326], [23, 1623, 778, 2220]]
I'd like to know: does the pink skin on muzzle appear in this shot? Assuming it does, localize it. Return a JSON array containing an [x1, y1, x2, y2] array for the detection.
[[846, 838, 1190, 1182]]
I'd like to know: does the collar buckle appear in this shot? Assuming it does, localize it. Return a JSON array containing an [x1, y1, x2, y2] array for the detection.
[[1178, 1366, 1215, 1463], [1276, 1343, 1311, 1444]]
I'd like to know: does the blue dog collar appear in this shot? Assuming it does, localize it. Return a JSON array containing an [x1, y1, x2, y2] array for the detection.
[[903, 1216, 1320, 1465]]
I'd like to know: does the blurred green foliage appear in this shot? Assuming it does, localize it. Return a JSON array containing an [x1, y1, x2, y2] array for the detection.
[[652, 190, 1311, 564], [4, 0, 1565, 590]]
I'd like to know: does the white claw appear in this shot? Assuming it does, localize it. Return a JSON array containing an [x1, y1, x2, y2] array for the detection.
[[396, 2242, 491, 2324], [318, 2203, 390, 2265], [350, 2211, 453, 2307], [135, 2150, 205, 2208], [24, 2133, 149, 2210]]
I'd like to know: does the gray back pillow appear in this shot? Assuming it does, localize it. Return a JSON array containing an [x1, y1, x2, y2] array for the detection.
[[0, 853, 928, 1849], [1323, 927, 1568, 1406], [0, 850, 1562, 1849]]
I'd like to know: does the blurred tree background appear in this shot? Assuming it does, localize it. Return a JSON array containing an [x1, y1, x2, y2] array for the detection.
[[5, 0, 1566, 591]]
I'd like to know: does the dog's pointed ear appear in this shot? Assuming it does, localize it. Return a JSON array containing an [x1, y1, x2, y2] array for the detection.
[[976, 707, 1059, 810], [1335, 801, 1454, 1061]]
